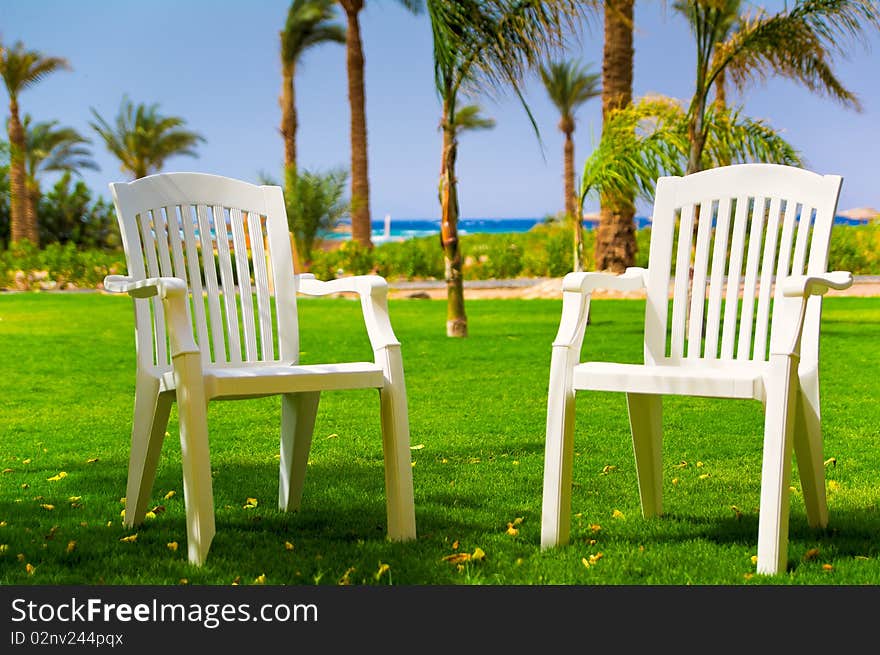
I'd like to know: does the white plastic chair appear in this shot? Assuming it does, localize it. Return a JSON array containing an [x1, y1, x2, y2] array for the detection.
[[541, 164, 853, 575], [104, 172, 416, 565]]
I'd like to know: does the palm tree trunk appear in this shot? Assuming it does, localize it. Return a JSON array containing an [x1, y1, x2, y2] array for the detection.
[[596, 0, 635, 274], [566, 128, 587, 271], [686, 102, 706, 175], [7, 98, 36, 245], [341, 0, 373, 249], [280, 59, 297, 171], [440, 103, 466, 338], [25, 179, 40, 243], [563, 128, 575, 220]]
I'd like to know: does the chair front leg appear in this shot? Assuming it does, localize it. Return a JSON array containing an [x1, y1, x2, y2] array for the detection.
[[377, 345, 416, 541], [279, 391, 321, 512], [541, 347, 578, 549], [756, 353, 799, 575], [173, 351, 215, 566]]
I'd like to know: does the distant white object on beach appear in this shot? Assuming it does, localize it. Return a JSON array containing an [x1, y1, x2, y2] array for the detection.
[[838, 206, 878, 220], [384, 213, 391, 238]]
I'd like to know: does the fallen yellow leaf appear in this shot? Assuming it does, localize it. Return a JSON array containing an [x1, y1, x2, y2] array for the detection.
[[442, 553, 471, 565], [26, 563, 35, 575], [17, 553, 25, 562], [823, 457, 837, 467], [2, 468, 13, 474], [822, 564, 833, 571], [601, 465, 617, 475], [696, 461, 704, 467], [0, 544, 8, 553], [590, 523, 602, 533], [167, 542, 178, 552], [22, 458, 31, 465], [673, 461, 688, 469], [66, 541, 76, 554], [86, 457, 99, 464], [284, 541, 294, 551], [731, 506, 742, 520], [68, 496, 82, 503], [829, 480, 840, 492], [243, 497, 258, 509], [163, 490, 176, 500], [375, 562, 390, 581], [803, 548, 820, 561], [612, 509, 625, 520], [119, 534, 138, 543], [698, 473, 710, 480], [179, 578, 188, 585], [471, 547, 486, 562], [750, 555, 758, 565], [47, 471, 67, 482], [231, 576, 240, 585], [672, 477, 680, 485], [410, 444, 425, 450], [0, 521, 6, 527], [506, 524, 519, 536], [40, 504, 54, 511], [338, 567, 355, 585], [253, 574, 266, 585]]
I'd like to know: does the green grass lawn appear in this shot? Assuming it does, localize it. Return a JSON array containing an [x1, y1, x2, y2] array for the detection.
[[0, 292, 878, 585]]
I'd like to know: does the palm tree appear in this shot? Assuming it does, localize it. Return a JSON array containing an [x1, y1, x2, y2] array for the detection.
[[674, 0, 880, 175], [23, 115, 98, 233], [280, 0, 345, 173], [0, 40, 70, 245], [89, 96, 205, 179], [595, 0, 636, 274], [429, 0, 591, 337], [338, 0, 424, 249], [539, 59, 600, 271], [579, 95, 802, 208]]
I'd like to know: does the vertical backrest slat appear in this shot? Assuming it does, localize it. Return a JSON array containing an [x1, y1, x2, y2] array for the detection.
[[790, 204, 814, 276], [767, 199, 801, 351], [720, 195, 750, 360], [196, 204, 227, 363], [247, 211, 275, 361], [686, 200, 715, 358], [212, 205, 242, 364], [263, 184, 299, 362], [137, 210, 167, 367], [643, 177, 678, 365], [165, 205, 195, 337], [703, 196, 733, 359], [180, 204, 212, 365], [753, 197, 783, 359], [736, 196, 766, 360], [669, 203, 696, 361], [230, 208, 258, 361]]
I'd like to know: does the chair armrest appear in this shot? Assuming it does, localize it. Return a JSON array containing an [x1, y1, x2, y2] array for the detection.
[[561, 267, 647, 294], [297, 274, 401, 350], [103, 275, 188, 299], [103, 275, 197, 356], [781, 271, 853, 298], [552, 268, 648, 350]]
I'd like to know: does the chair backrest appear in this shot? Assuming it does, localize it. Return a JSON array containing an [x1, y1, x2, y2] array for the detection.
[[643, 164, 842, 369], [110, 172, 299, 372]]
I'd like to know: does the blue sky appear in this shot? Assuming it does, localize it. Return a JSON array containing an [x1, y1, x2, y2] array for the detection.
[[2, 1, 879, 219]]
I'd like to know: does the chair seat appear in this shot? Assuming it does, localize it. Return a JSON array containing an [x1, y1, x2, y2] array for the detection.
[[572, 361, 767, 400], [160, 362, 385, 399]]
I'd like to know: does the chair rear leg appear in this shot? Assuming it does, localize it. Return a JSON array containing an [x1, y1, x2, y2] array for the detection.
[[541, 351, 577, 549], [279, 391, 320, 512], [174, 352, 215, 566], [626, 393, 663, 518], [757, 354, 799, 575], [377, 346, 416, 541], [792, 372, 828, 529], [125, 372, 172, 527]]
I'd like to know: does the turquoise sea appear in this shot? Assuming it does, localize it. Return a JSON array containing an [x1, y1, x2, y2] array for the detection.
[[329, 214, 869, 243]]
